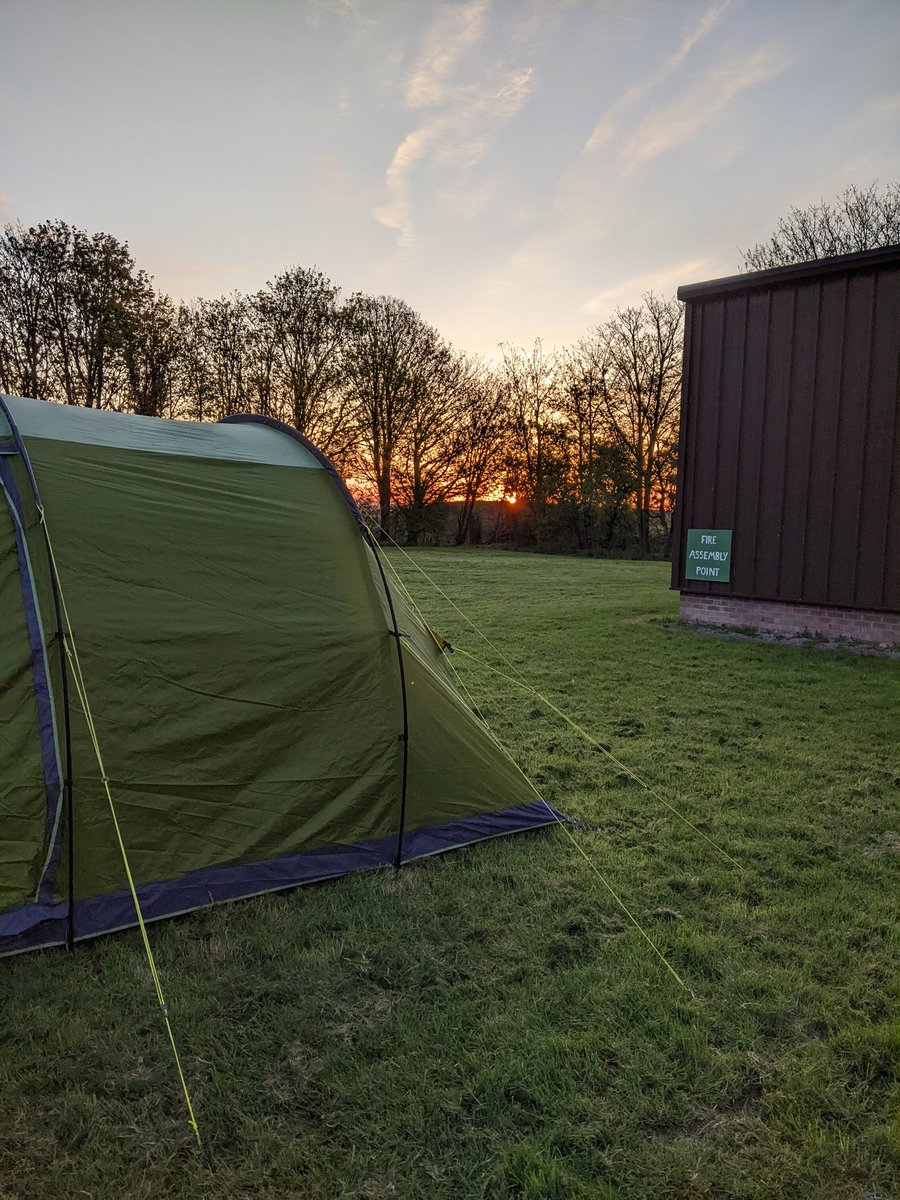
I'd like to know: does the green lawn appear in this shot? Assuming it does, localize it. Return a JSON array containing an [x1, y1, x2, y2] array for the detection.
[[2, 551, 897, 1199]]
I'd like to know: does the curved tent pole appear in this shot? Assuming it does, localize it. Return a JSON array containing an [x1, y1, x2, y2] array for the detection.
[[218, 413, 412, 869], [363, 527, 411, 869], [219, 412, 367, 528], [0, 395, 75, 948]]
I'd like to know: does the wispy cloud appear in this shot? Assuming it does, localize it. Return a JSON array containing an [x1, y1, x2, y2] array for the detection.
[[584, 0, 733, 153], [437, 175, 500, 220], [463, 5, 776, 343], [372, 0, 539, 245], [619, 44, 793, 173], [405, 0, 491, 109], [376, 54, 534, 245], [497, 66, 535, 119], [581, 258, 709, 317], [375, 126, 438, 245], [847, 90, 900, 129]]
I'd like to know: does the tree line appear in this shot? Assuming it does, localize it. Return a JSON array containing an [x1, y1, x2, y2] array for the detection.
[[2, 183, 896, 555], [0, 218, 680, 555]]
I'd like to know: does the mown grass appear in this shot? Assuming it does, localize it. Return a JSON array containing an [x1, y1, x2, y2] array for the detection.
[[1, 550, 897, 1199]]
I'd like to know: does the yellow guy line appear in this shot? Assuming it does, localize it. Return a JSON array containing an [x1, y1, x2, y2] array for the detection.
[[39, 508, 202, 1150], [543, 803, 691, 993], [448, 647, 692, 993], [455, 643, 743, 872], [370, 519, 533, 687], [374, 540, 691, 994], [378, 548, 497, 736], [372, 523, 741, 872]]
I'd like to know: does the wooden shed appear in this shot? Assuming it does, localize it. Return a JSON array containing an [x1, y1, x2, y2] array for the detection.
[[671, 244, 900, 645]]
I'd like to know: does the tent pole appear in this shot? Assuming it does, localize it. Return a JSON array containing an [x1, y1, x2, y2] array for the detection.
[[0, 396, 76, 949], [219, 415, 414, 874], [364, 529, 410, 871], [61, 638, 74, 951]]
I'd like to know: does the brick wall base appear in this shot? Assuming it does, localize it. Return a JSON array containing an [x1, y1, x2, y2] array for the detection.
[[680, 593, 900, 645]]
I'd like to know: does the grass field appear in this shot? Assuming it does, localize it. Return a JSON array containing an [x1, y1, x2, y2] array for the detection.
[[1, 551, 897, 1199]]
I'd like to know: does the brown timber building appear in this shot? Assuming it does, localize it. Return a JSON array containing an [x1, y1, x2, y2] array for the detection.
[[672, 245, 900, 645]]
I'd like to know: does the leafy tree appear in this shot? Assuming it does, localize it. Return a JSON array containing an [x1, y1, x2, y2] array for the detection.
[[0, 220, 162, 411], [0, 221, 62, 399], [558, 341, 617, 550], [585, 443, 638, 551], [742, 181, 900, 271], [49, 224, 149, 409]]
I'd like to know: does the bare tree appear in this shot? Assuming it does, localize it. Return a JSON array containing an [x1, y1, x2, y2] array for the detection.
[[244, 298, 280, 422], [0, 214, 689, 560], [452, 364, 509, 544], [251, 267, 346, 455], [501, 339, 566, 543], [559, 340, 607, 502], [342, 294, 440, 533], [173, 302, 212, 422], [195, 294, 251, 420], [742, 181, 900, 271], [124, 291, 182, 418], [557, 343, 638, 550], [597, 293, 683, 555], [393, 344, 469, 543]]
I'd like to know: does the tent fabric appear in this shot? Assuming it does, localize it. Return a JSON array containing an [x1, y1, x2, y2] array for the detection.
[[4, 394, 322, 467], [0, 395, 554, 957]]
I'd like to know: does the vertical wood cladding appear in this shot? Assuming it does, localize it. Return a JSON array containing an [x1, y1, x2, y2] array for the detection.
[[673, 247, 900, 613]]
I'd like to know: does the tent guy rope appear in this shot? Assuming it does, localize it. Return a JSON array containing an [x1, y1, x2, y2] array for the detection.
[[367, 520, 742, 872], [368, 530, 710, 995], [38, 504, 203, 1151], [453, 643, 743, 873]]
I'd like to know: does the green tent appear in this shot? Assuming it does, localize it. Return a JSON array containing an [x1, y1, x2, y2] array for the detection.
[[0, 394, 554, 956]]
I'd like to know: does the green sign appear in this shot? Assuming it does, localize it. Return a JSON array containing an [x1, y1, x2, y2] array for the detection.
[[685, 529, 732, 582]]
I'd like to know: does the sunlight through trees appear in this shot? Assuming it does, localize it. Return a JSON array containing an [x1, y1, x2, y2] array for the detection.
[[3, 182, 893, 555]]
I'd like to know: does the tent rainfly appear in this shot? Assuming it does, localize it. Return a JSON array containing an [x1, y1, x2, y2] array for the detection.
[[0, 395, 554, 957]]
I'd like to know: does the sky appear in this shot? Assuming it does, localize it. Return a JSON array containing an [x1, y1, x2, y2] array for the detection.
[[2, 0, 899, 361]]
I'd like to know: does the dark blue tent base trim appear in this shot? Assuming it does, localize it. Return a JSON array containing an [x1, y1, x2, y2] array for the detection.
[[0, 800, 559, 957]]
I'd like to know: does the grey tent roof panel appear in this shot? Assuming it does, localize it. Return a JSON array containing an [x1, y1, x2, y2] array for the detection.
[[0, 395, 321, 469]]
